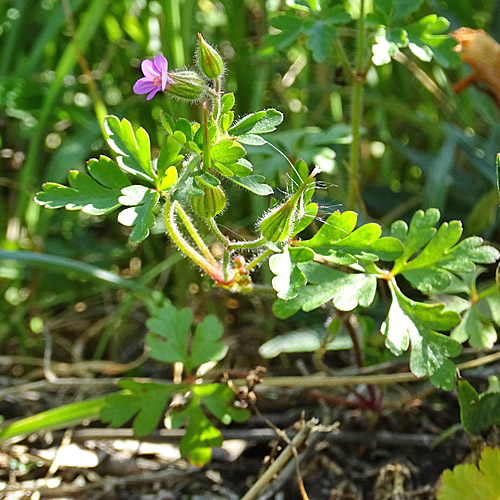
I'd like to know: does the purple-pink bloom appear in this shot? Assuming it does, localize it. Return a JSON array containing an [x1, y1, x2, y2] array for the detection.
[[133, 55, 172, 101]]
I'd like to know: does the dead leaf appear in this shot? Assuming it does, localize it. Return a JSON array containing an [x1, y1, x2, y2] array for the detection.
[[451, 28, 500, 110]]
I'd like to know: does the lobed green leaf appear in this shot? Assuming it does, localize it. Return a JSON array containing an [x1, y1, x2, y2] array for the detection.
[[34, 156, 131, 216], [295, 210, 403, 265], [100, 381, 174, 436], [146, 303, 227, 374], [269, 246, 315, 300], [117, 186, 160, 243], [104, 115, 155, 183], [382, 280, 461, 389], [457, 379, 500, 435], [391, 209, 500, 293], [272, 262, 377, 318]]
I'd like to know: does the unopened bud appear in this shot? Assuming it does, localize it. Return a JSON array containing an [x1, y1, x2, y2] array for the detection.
[[197, 33, 224, 79], [259, 200, 297, 243], [166, 70, 206, 101], [259, 166, 320, 243]]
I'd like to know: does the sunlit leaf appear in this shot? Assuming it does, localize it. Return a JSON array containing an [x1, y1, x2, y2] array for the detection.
[[382, 280, 461, 389], [391, 209, 500, 293], [104, 115, 155, 183], [100, 380, 174, 436], [35, 156, 131, 216], [146, 303, 227, 374], [438, 446, 500, 500], [295, 210, 403, 264]]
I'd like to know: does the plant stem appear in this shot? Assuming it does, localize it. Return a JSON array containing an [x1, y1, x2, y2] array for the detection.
[[173, 202, 218, 267], [202, 103, 211, 170], [334, 39, 354, 81], [246, 248, 273, 272], [228, 235, 267, 251], [206, 217, 230, 282], [206, 217, 227, 245], [240, 419, 316, 500], [214, 76, 223, 126], [347, 0, 366, 211], [163, 200, 221, 279]]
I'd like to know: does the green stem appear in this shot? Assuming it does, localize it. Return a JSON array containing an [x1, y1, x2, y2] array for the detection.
[[173, 202, 218, 267], [214, 76, 223, 126], [203, 103, 211, 171], [207, 217, 228, 246], [164, 200, 221, 279], [334, 39, 354, 81], [229, 236, 267, 251], [347, 0, 366, 211], [222, 247, 230, 283], [205, 218, 231, 282], [246, 249, 273, 272]]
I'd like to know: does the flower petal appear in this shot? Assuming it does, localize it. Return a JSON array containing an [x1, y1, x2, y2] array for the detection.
[[153, 54, 168, 75], [146, 87, 161, 100], [133, 77, 156, 95], [141, 59, 158, 78], [161, 68, 169, 91]]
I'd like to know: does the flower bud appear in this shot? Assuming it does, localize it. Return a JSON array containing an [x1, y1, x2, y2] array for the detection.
[[197, 33, 224, 79], [259, 166, 320, 243], [191, 184, 226, 218], [165, 70, 206, 101], [259, 200, 297, 243]]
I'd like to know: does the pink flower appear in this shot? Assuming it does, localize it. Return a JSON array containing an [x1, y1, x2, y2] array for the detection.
[[133, 55, 173, 101]]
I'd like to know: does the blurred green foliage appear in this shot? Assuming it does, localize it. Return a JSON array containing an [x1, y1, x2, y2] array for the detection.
[[0, 0, 499, 365]]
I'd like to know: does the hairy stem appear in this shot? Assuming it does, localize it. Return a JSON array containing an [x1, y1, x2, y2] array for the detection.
[[206, 217, 230, 282], [348, 0, 366, 211], [164, 199, 221, 279], [206, 217, 227, 245], [246, 248, 273, 272], [228, 235, 267, 251], [173, 202, 218, 267], [202, 103, 211, 170]]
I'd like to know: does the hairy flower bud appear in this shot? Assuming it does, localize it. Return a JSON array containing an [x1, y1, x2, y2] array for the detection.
[[191, 184, 226, 218], [197, 33, 224, 79], [165, 70, 206, 101], [259, 166, 320, 243]]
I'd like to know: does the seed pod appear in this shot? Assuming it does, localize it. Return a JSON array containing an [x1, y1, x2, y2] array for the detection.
[[197, 33, 224, 79], [191, 184, 226, 218], [166, 70, 206, 101]]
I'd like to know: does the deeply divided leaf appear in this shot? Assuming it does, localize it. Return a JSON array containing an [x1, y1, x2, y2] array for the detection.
[[457, 379, 500, 435], [100, 380, 174, 436], [269, 246, 315, 300], [382, 280, 461, 389], [295, 210, 403, 265], [168, 384, 250, 465], [391, 209, 500, 293], [117, 186, 160, 243], [104, 115, 155, 183], [146, 303, 227, 374], [34, 156, 131, 215], [273, 262, 377, 319]]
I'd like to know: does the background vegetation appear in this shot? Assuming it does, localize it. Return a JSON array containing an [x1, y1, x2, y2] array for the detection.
[[1, 0, 500, 498]]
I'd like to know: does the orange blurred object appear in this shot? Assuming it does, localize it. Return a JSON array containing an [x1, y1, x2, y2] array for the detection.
[[451, 28, 500, 110]]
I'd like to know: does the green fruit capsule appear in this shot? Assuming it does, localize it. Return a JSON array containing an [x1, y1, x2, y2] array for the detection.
[[191, 184, 226, 218], [166, 70, 206, 101], [197, 33, 224, 79]]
